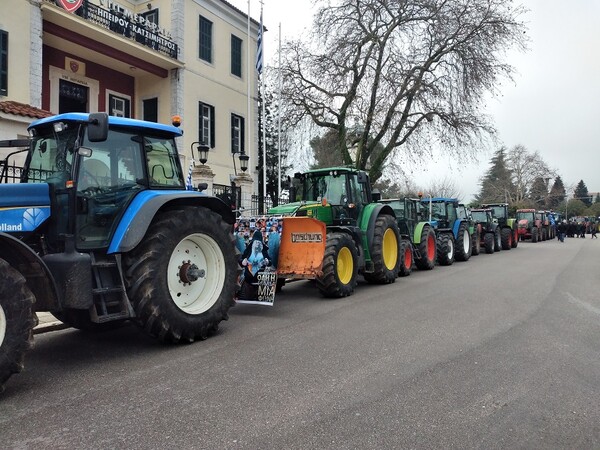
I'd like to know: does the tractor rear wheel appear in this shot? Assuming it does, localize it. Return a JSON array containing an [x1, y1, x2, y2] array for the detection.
[[532, 227, 538, 243], [123, 207, 239, 343], [511, 228, 519, 248], [398, 238, 413, 277], [484, 232, 495, 254], [455, 222, 472, 261], [415, 225, 436, 270], [501, 227, 512, 250], [0, 258, 36, 393], [437, 232, 455, 266], [317, 232, 358, 298], [363, 215, 400, 284]]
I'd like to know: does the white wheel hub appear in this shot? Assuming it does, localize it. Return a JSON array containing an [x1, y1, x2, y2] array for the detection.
[[0, 304, 6, 348], [462, 230, 470, 254], [447, 238, 454, 259], [167, 233, 226, 315]]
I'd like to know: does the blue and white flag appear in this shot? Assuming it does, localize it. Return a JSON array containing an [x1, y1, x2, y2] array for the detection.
[[255, 11, 263, 74]]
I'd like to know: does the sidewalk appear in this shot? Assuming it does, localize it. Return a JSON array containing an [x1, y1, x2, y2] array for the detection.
[[34, 312, 68, 334]]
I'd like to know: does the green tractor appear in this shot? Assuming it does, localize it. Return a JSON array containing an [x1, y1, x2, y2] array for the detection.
[[470, 208, 501, 254], [482, 203, 518, 249], [0, 113, 240, 392], [269, 168, 404, 297], [379, 197, 437, 273]]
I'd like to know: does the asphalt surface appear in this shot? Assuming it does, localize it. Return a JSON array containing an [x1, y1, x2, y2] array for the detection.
[[1, 236, 599, 449]]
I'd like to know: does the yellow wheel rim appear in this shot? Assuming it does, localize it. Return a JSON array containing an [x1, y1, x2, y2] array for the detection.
[[382, 228, 398, 270], [337, 246, 354, 285]]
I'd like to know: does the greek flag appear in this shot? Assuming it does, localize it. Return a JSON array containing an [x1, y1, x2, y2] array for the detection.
[[255, 11, 263, 74], [186, 159, 194, 190]]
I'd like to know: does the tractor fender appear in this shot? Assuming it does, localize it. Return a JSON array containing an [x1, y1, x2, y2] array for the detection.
[[413, 222, 432, 244], [108, 190, 235, 254], [0, 232, 60, 311], [452, 219, 465, 237], [359, 203, 396, 251], [326, 225, 366, 268]]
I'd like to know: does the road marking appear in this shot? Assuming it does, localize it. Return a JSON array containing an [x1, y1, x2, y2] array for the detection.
[[565, 292, 600, 316]]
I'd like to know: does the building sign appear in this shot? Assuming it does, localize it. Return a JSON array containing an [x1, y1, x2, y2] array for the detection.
[[56, 0, 83, 13], [56, 0, 178, 59]]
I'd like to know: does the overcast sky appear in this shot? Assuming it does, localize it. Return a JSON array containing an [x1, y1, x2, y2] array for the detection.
[[233, 0, 600, 201]]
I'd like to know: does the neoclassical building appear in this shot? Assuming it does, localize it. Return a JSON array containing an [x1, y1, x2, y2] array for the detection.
[[0, 0, 261, 208]]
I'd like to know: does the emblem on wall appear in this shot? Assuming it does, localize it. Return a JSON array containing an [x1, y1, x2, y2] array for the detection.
[[56, 0, 84, 13]]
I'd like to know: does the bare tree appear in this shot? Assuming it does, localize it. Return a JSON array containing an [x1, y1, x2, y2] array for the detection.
[[280, 0, 528, 183], [506, 145, 555, 203]]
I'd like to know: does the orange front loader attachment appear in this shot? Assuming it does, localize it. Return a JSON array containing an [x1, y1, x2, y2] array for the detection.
[[277, 218, 326, 279]]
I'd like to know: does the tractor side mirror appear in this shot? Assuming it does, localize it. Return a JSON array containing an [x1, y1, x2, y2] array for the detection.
[[88, 113, 109, 142]]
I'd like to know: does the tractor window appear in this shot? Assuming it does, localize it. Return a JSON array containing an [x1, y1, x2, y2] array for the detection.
[[447, 203, 457, 222], [145, 136, 184, 188], [25, 122, 79, 185], [76, 128, 146, 249], [471, 211, 488, 223], [430, 202, 446, 220], [490, 206, 505, 219]]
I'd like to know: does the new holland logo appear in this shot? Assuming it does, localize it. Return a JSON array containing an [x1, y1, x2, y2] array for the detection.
[[291, 233, 323, 243], [57, 0, 83, 13]]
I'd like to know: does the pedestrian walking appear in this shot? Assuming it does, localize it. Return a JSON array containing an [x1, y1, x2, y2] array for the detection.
[[557, 220, 566, 242], [592, 223, 598, 239]]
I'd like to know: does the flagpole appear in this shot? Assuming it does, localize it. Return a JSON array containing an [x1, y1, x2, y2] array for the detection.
[[277, 22, 282, 198], [246, 0, 251, 176], [259, 1, 266, 208]]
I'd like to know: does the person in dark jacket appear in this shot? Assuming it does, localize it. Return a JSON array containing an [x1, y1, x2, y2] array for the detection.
[[557, 220, 567, 242]]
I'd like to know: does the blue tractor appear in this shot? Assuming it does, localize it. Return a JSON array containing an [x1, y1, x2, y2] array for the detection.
[[419, 197, 472, 265], [0, 113, 240, 392]]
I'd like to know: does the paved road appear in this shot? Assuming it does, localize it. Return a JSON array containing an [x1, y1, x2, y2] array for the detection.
[[1, 237, 599, 449]]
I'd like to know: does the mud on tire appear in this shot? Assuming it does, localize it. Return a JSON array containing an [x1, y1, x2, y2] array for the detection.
[[0, 258, 36, 393], [123, 207, 240, 343], [317, 232, 358, 298]]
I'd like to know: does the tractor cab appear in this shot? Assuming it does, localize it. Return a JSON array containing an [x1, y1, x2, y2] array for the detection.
[[2, 113, 185, 252]]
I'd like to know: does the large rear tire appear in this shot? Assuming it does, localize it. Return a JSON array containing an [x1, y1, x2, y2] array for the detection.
[[317, 233, 358, 298], [532, 227, 538, 243], [123, 207, 239, 343], [415, 225, 436, 270], [398, 238, 413, 277], [511, 227, 519, 248], [363, 215, 400, 284], [455, 222, 472, 261], [436, 232, 455, 266], [501, 227, 512, 250], [0, 258, 36, 393]]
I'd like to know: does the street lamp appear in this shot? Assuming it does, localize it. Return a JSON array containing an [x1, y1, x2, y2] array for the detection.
[[239, 153, 249, 172], [190, 141, 209, 166]]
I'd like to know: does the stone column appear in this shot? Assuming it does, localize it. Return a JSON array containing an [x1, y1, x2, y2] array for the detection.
[[191, 164, 215, 195], [232, 173, 254, 215]]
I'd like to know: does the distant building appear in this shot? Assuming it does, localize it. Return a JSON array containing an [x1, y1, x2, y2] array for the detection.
[[0, 0, 261, 205]]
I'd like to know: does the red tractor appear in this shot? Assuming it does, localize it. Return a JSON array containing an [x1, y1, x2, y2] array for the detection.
[[516, 209, 543, 242]]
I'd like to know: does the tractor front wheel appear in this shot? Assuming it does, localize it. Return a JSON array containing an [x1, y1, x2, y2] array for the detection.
[[415, 226, 436, 270], [455, 222, 472, 261], [398, 238, 413, 277], [123, 207, 239, 343], [484, 232, 495, 254], [437, 232, 455, 266], [511, 228, 519, 248], [317, 233, 358, 298], [471, 226, 481, 256], [494, 228, 502, 252], [364, 215, 400, 284], [501, 227, 512, 250], [0, 258, 36, 393]]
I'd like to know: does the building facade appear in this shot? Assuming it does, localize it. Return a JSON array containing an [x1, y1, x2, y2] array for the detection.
[[0, 0, 260, 207]]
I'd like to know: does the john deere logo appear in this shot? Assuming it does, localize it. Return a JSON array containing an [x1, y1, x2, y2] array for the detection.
[[56, 0, 83, 13]]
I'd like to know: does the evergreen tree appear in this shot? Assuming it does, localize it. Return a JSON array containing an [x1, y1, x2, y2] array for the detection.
[[595, 193, 600, 203], [476, 148, 515, 204], [547, 176, 566, 209], [574, 179, 591, 206], [529, 176, 549, 207]]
